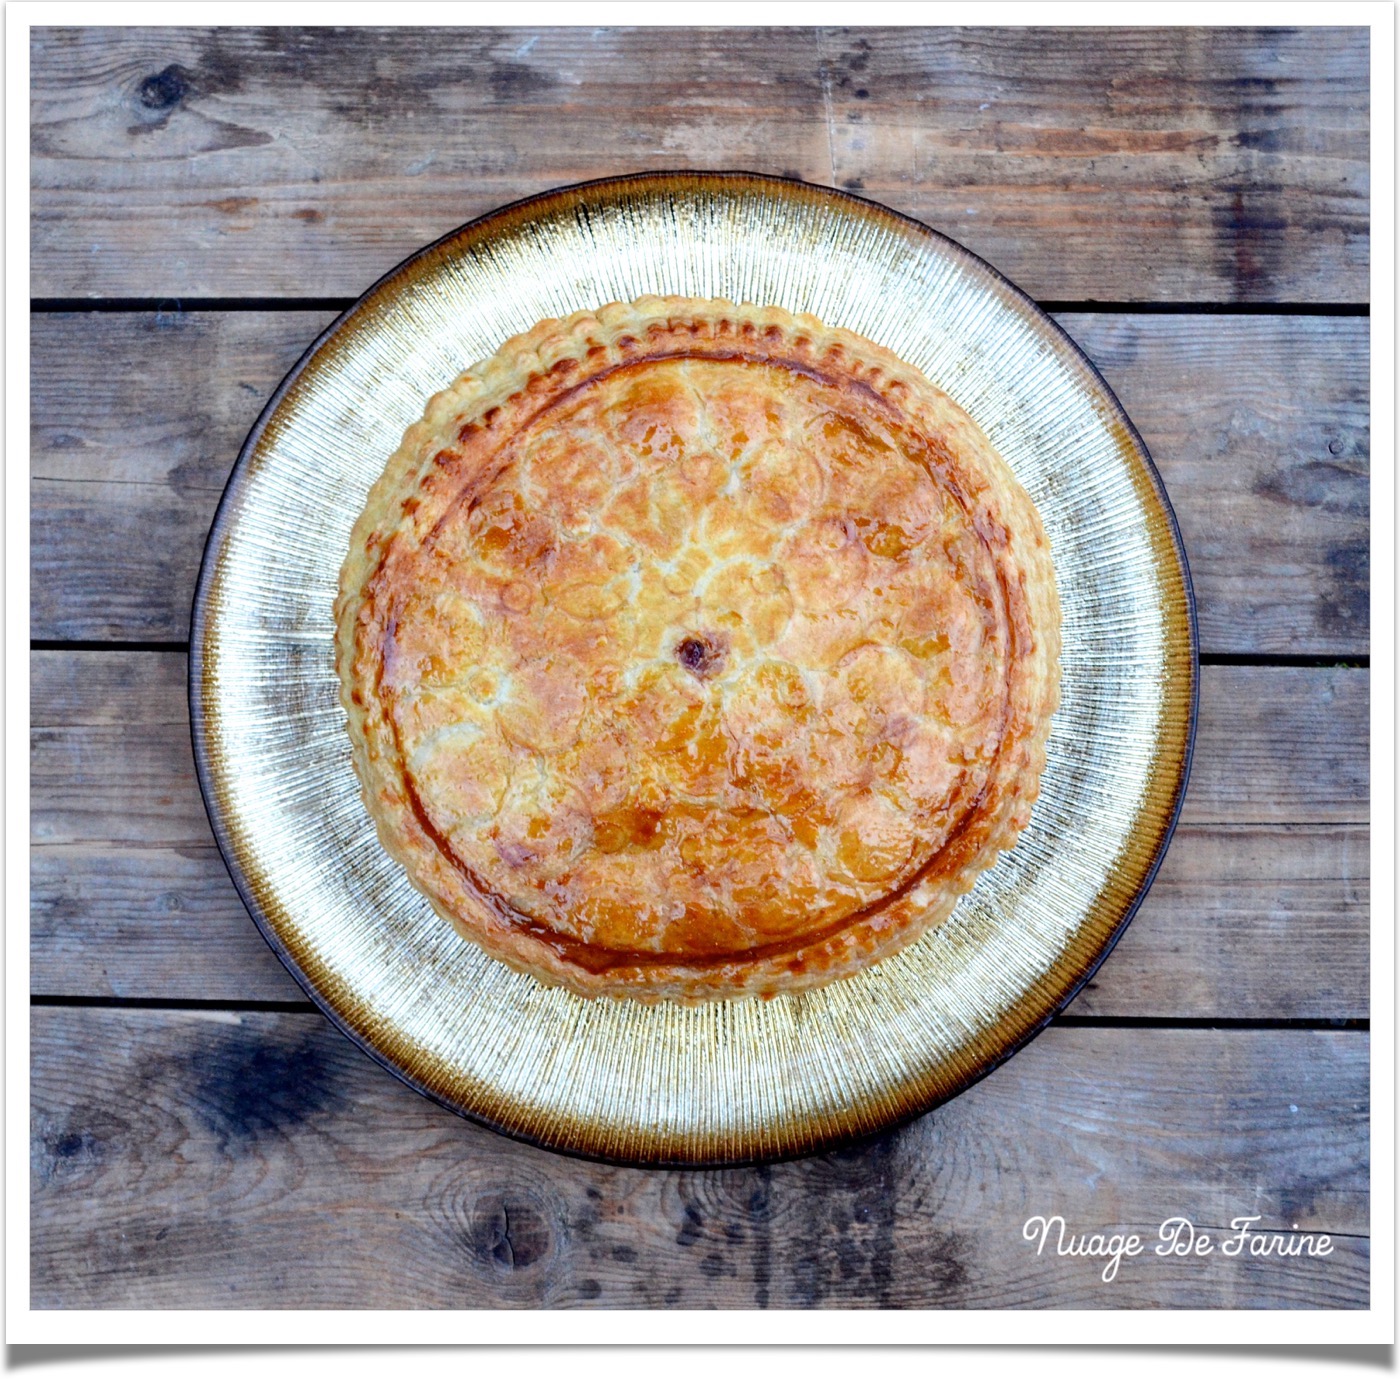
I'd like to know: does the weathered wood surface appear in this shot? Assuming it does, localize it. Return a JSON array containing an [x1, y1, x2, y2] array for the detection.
[[1064, 313, 1369, 658], [30, 27, 1369, 304], [30, 310, 1370, 653], [30, 652, 1370, 1017], [31, 1009, 1369, 1309]]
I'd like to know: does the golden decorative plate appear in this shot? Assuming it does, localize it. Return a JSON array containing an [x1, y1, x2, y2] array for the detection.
[[190, 173, 1196, 1166]]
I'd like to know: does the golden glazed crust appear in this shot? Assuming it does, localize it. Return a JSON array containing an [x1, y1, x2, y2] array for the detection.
[[335, 296, 1060, 1002]]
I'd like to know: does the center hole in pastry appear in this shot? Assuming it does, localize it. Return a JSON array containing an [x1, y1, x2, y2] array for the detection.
[[675, 632, 727, 680]]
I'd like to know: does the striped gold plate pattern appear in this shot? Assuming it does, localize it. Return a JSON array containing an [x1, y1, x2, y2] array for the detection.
[[190, 173, 1196, 1166]]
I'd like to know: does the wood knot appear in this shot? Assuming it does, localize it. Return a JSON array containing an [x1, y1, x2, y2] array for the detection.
[[467, 1192, 554, 1272], [139, 66, 187, 110]]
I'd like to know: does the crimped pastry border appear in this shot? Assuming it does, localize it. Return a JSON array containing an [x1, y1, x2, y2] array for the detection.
[[335, 295, 1061, 1002]]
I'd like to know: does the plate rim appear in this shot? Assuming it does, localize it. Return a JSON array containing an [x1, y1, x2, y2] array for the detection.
[[188, 169, 1199, 1168]]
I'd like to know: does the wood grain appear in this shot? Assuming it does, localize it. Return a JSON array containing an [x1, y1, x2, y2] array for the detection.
[[30, 652, 1370, 1017], [1070, 823, 1367, 1020], [31, 845, 305, 1004], [30, 311, 1370, 653], [30, 1007, 1369, 1308], [30, 27, 1368, 303], [30, 310, 330, 644], [1058, 313, 1369, 658]]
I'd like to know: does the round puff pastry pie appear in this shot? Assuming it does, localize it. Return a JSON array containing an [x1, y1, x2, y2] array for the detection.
[[336, 296, 1060, 1003]]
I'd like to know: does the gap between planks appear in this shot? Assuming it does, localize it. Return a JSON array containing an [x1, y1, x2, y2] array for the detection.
[[24, 994, 1373, 1031], [29, 298, 1372, 317]]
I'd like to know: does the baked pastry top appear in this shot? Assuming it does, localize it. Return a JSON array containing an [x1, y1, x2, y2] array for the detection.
[[336, 296, 1060, 1002]]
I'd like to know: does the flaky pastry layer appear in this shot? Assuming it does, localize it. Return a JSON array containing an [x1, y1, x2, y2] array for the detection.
[[335, 296, 1060, 1001]]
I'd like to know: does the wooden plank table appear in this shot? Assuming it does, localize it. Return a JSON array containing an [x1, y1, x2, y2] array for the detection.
[[29, 26, 1370, 1310]]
